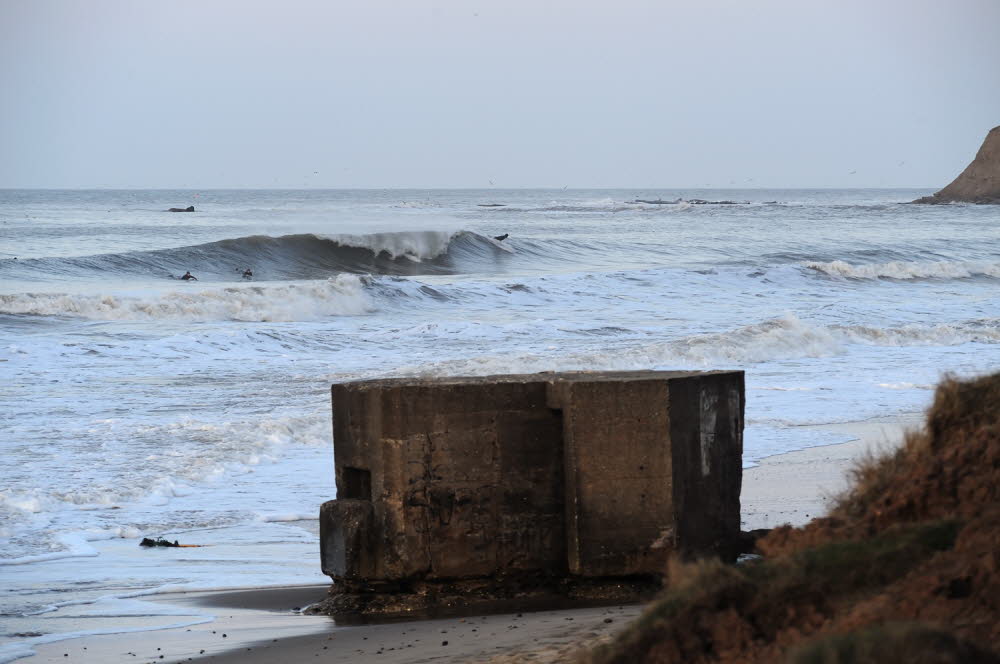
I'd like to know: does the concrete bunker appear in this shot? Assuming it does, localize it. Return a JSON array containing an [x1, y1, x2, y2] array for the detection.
[[318, 370, 744, 614]]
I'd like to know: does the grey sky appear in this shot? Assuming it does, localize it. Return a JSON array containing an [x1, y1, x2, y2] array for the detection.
[[2, 0, 998, 189]]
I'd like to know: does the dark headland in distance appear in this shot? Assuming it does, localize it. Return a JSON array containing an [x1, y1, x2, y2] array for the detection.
[[913, 125, 1000, 204]]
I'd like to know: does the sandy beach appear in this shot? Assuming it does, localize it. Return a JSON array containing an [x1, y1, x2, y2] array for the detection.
[[25, 586, 641, 664], [25, 413, 923, 664], [741, 413, 924, 530]]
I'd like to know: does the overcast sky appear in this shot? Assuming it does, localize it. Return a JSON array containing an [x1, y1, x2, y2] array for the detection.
[[2, 0, 998, 189]]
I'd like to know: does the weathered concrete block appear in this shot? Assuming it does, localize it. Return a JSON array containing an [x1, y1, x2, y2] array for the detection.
[[319, 370, 744, 611]]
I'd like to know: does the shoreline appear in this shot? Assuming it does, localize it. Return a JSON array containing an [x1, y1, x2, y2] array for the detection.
[[741, 412, 924, 530], [24, 412, 923, 664]]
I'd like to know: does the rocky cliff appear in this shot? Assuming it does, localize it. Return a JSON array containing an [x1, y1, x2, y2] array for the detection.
[[914, 126, 1000, 204]]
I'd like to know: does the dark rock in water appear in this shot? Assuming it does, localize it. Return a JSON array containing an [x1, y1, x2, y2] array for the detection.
[[628, 198, 682, 205], [140, 537, 180, 547], [686, 199, 748, 205], [628, 198, 749, 205], [168, 206, 195, 212], [913, 126, 1000, 204]]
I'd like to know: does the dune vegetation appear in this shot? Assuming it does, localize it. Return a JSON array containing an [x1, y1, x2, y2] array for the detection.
[[586, 372, 1000, 664]]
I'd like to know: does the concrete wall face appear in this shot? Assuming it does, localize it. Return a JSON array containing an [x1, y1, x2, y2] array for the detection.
[[669, 374, 744, 559], [558, 379, 674, 577], [321, 371, 744, 593]]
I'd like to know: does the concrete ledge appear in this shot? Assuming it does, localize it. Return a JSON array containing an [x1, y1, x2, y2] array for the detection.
[[319, 499, 375, 583]]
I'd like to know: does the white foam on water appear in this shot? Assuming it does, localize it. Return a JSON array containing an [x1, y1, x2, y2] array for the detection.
[[256, 512, 318, 523], [0, 413, 331, 565], [386, 314, 999, 379], [0, 274, 371, 321], [806, 259, 1000, 280], [0, 534, 101, 567], [317, 230, 457, 260]]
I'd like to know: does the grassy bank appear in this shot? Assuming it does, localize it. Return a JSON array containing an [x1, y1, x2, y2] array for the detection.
[[586, 373, 1000, 664]]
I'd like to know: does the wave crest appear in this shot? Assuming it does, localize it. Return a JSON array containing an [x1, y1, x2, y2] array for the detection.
[[318, 230, 455, 261], [391, 314, 1000, 377], [0, 274, 372, 322], [0, 230, 506, 282], [805, 259, 1000, 280]]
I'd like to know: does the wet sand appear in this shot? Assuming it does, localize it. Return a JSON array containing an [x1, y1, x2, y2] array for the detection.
[[741, 413, 923, 530], [24, 586, 332, 663], [27, 413, 921, 664], [203, 602, 638, 664], [27, 586, 640, 664]]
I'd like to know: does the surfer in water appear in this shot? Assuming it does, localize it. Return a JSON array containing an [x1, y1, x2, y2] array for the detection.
[[180, 271, 198, 281], [242, 268, 253, 280], [493, 233, 509, 242]]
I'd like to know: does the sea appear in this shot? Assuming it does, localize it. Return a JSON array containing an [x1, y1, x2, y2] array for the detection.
[[1, 188, 998, 661]]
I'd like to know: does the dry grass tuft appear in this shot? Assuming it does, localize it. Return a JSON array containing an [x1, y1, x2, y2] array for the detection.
[[786, 623, 1000, 664]]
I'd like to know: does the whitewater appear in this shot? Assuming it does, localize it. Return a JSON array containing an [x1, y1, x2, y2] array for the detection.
[[1, 188, 998, 661]]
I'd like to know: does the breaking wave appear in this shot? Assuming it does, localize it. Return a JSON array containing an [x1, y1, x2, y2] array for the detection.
[[0, 275, 373, 321], [805, 259, 1000, 280], [0, 230, 508, 282], [396, 314, 1000, 377]]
